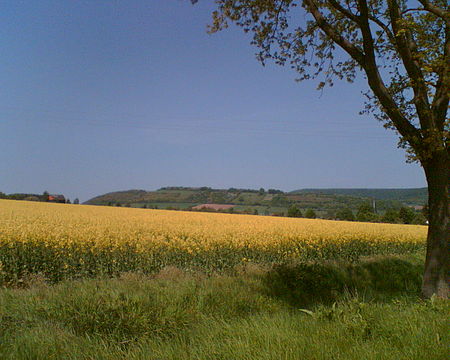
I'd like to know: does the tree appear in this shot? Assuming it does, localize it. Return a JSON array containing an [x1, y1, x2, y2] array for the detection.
[[287, 204, 303, 217], [73, 198, 80, 205], [412, 212, 428, 225], [381, 208, 401, 223], [399, 206, 416, 224], [191, 0, 449, 298], [305, 208, 317, 218], [336, 208, 355, 221], [356, 203, 379, 222]]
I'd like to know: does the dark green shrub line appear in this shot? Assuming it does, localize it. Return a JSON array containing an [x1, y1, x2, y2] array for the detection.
[[0, 239, 425, 286], [264, 257, 424, 307]]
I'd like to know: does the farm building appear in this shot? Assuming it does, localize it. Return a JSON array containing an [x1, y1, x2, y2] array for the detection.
[[47, 194, 66, 203]]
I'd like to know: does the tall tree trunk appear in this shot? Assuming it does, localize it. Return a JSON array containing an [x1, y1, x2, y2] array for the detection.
[[422, 149, 449, 298]]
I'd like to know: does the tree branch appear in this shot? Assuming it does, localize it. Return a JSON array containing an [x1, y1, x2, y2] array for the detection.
[[402, 8, 427, 15], [327, 0, 360, 23], [432, 23, 450, 131], [356, 0, 421, 143], [367, 14, 396, 44], [302, 0, 365, 64], [387, 0, 433, 131], [417, 0, 450, 24], [303, 0, 420, 143], [327, 0, 395, 43]]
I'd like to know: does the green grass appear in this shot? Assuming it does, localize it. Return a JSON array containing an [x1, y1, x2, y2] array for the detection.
[[0, 255, 448, 360]]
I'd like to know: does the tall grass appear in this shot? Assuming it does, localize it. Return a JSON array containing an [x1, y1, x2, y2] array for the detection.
[[0, 255, 448, 360]]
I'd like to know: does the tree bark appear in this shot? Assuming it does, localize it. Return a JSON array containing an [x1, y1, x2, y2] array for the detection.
[[422, 149, 450, 298]]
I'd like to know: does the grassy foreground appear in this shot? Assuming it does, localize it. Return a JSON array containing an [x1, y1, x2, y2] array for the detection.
[[0, 254, 448, 360]]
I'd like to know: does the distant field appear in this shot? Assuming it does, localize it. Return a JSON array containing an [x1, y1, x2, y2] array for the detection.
[[0, 199, 427, 285]]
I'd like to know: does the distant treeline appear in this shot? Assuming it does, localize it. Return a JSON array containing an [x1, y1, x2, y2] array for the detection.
[[0, 191, 78, 204], [104, 200, 427, 225], [158, 186, 284, 194], [292, 188, 427, 205], [286, 203, 427, 225]]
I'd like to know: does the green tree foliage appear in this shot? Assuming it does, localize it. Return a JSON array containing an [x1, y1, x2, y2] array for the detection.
[[412, 212, 428, 225], [211, 192, 227, 203], [336, 208, 355, 221], [268, 189, 284, 194], [73, 198, 80, 205], [270, 195, 290, 206], [192, 0, 449, 298], [304, 209, 317, 219], [381, 208, 401, 223], [287, 204, 303, 217], [399, 206, 416, 224], [356, 203, 379, 222]]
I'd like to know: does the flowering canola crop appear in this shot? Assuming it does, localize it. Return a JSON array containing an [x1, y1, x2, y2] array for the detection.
[[0, 199, 426, 284]]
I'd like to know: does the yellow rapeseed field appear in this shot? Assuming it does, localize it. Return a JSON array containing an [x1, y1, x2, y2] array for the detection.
[[0, 199, 426, 284]]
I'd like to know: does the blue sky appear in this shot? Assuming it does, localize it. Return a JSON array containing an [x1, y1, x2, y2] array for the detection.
[[0, 1, 425, 202]]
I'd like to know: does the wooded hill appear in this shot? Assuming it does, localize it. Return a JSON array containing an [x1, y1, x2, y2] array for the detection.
[[84, 187, 427, 216], [291, 188, 428, 206]]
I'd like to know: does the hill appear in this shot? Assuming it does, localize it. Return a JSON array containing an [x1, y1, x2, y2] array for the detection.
[[290, 188, 427, 205], [84, 186, 427, 216]]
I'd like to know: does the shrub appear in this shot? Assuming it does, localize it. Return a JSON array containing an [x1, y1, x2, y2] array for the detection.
[[304, 209, 317, 219], [264, 262, 348, 306], [287, 205, 302, 218]]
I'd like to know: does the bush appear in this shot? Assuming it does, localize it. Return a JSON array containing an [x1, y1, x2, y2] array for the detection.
[[304, 209, 317, 219], [264, 256, 423, 307], [287, 205, 302, 218], [356, 203, 379, 222], [381, 209, 400, 223], [399, 207, 416, 224], [264, 263, 348, 306], [336, 208, 355, 221]]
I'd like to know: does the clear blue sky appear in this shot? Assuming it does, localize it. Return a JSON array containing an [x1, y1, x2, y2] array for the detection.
[[0, 0, 425, 202]]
